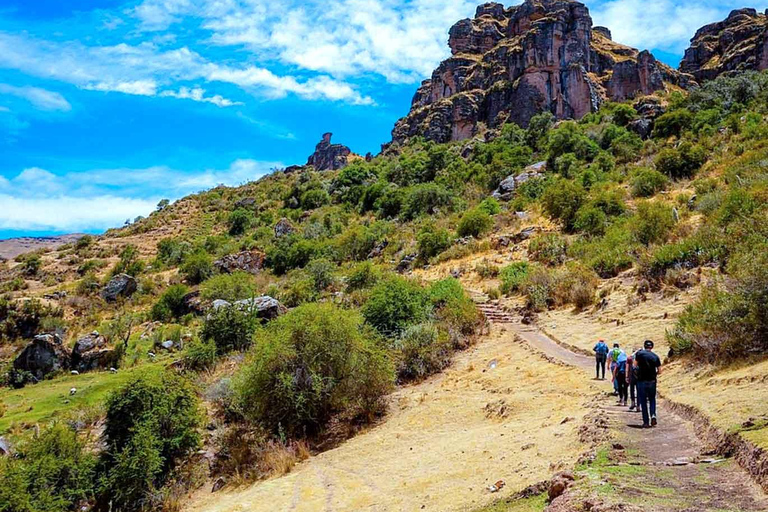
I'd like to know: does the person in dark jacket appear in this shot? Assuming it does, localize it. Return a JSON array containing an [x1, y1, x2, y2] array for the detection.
[[626, 348, 640, 412], [634, 339, 662, 428], [593, 339, 609, 380]]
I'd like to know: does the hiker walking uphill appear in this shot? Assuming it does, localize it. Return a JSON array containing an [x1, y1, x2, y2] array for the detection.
[[635, 340, 662, 428], [626, 347, 640, 412], [593, 339, 609, 380], [609, 344, 625, 395]]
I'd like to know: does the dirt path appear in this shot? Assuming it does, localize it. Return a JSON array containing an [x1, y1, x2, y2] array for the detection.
[[485, 301, 768, 511]]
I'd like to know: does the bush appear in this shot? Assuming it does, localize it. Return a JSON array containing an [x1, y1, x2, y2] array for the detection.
[[392, 322, 452, 381], [180, 251, 214, 285], [112, 244, 144, 277], [478, 197, 501, 215], [150, 284, 190, 321], [417, 224, 452, 260], [0, 422, 97, 512], [552, 264, 598, 309], [305, 258, 336, 291], [574, 206, 608, 237], [631, 168, 669, 198], [541, 178, 587, 232], [101, 370, 201, 511], [234, 303, 394, 435], [520, 266, 554, 311], [632, 201, 675, 246], [0, 298, 63, 342], [200, 271, 258, 302], [300, 188, 330, 210], [429, 278, 480, 336], [346, 261, 382, 292], [499, 262, 531, 295], [457, 208, 493, 238], [156, 237, 191, 266], [20, 254, 42, 276], [363, 277, 430, 335], [184, 337, 218, 371], [201, 302, 261, 353], [528, 234, 568, 266], [652, 109, 693, 138], [654, 141, 706, 179], [401, 183, 454, 220], [546, 121, 600, 165], [228, 208, 254, 236]]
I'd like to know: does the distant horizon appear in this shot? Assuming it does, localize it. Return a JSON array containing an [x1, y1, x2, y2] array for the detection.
[[1, 0, 757, 239]]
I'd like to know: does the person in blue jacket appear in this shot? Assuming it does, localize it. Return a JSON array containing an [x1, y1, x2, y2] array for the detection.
[[593, 339, 609, 380]]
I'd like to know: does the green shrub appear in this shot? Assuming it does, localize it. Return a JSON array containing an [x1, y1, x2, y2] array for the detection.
[[652, 109, 693, 138], [346, 261, 382, 292], [200, 271, 258, 302], [541, 178, 587, 232], [201, 302, 260, 353], [401, 183, 454, 220], [156, 237, 191, 266], [520, 266, 554, 311], [111, 244, 144, 277], [0, 422, 97, 512], [392, 322, 451, 381], [180, 251, 214, 285], [654, 141, 706, 179], [417, 224, 452, 260], [529, 234, 568, 265], [631, 168, 669, 198], [552, 263, 598, 309], [279, 274, 318, 307], [306, 257, 336, 291], [20, 254, 42, 276], [300, 188, 330, 209], [0, 298, 63, 342], [375, 187, 405, 218], [429, 278, 480, 336], [610, 103, 637, 126], [478, 197, 501, 215], [228, 208, 254, 236], [499, 262, 531, 295], [457, 208, 493, 238], [234, 303, 394, 435], [363, 277, 430, 335], [574, 206, 608, 237], [266, 236, 321, 275], [632, 201, 675, 246], [184, 337, 218, 371], [150, 284, 190, 321], [101, 370, 201, 511], [546, 121, 599, 165]]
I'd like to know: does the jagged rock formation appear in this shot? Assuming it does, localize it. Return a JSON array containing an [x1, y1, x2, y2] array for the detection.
[[307, 133, 353, 171], [680, 8, 768, 82], [391, 0, 691, 145]]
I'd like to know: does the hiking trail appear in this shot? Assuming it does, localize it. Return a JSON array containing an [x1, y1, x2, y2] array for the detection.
[[186, 293, 768, 512]]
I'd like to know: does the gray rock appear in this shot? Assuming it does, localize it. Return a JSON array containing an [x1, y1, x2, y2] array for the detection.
[[71, 331, 120, 373], [214, 250, 266, 275], [491, 162, 546, 201], [100, 274, 137, 302], [274, 218, 295, 238], [161, 340, 175, 350], [234, 296, 287, 320], [13, 333, 70, 382], [212, 299, 231, 310]]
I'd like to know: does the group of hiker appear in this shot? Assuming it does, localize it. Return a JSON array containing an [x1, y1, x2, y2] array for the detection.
[[593, 339, 662, 429]]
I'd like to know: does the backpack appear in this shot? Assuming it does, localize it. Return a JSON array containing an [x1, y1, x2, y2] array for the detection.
[[610, 348, 622, 362], [595, 342, 608, 355]]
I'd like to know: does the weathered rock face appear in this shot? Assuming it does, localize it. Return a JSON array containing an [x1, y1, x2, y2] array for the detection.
[[101, 274, 137, 302], [71, 331, 119, 373], [211, 296, 287, 321], [214, 249, 266, 275], [492, 161, 546, 200], [306, 133, 353, 171], [13, 333, 70, 381], [274, 218, 295, 238], [391, 0, 692, 145], [680, 8, 768, 82]]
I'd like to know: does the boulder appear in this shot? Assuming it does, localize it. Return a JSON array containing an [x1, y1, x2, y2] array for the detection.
[[71, 332, 120, 373], [13, 333, 70, 382], [306, 133, 354, 171], [183, 290, 206, 315], [233, 296, 287, 321], [100, 274, 137, 302], [367, 240, 389, 259], [234, 197, 257, 209], [396, 254, 417, 273], [491, 162, 546, 200], [274, 218, 295, 238], [214, 250, 266, 275]]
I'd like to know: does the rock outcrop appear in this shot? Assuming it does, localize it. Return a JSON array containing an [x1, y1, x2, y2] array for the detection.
[[391, 0, 692, 145], [71, 331, 120, 373], [307, 133, 354, 171], [213, 250, 266, 275], [13, 333, 70, 381], [101, 273, 137, 302], [680, 8, 768, 82]]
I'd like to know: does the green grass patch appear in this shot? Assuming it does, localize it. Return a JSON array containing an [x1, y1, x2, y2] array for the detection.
[[472, 492, 547, 512]]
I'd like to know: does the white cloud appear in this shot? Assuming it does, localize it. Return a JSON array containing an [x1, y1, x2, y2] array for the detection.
[[0, 83, 71, 111], [0, 32, 373, 105], [83, 80, 158, 96], [159, 86, 242, 107], [589, 0, 748, 53], [0, 159, 281, 232]]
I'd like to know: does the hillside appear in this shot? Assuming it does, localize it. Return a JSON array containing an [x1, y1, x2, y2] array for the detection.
[[2, 2, 768, 512]]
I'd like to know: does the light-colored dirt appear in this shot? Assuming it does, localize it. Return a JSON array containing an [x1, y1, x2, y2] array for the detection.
[[186, 325, 597, 512]]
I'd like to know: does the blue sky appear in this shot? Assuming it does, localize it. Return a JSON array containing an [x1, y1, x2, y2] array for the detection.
[[0, 0, 760, 238]]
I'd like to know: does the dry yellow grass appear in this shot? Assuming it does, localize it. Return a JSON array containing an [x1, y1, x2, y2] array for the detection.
[[185, 326, 597, 512]]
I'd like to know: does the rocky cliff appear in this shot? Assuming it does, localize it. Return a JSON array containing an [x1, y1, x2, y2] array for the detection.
[[306, 133, 354, 171], [391, 0, 692, 145], [680, 8, 768, 82]]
